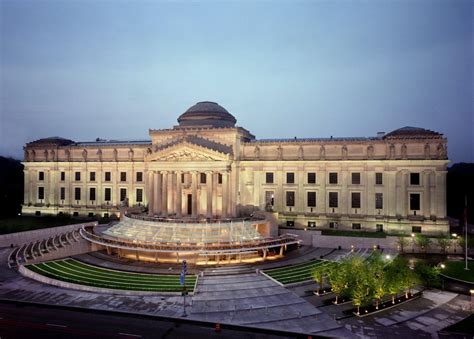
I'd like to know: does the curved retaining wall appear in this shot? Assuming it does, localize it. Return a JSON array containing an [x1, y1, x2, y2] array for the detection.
[[0, 222, 97, 248], [19, 265, 193, 296]]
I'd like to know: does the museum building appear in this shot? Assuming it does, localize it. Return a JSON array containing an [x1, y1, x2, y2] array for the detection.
[[22, 101, 449, 235]]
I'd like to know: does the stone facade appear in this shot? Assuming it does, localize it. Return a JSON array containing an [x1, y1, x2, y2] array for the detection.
[[22, 102, 449, 235]]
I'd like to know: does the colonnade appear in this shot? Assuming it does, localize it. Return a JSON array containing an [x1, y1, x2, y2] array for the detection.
[[146, 170, 231, 218]]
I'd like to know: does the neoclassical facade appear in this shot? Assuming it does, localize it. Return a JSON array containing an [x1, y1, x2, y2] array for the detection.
[[22, 101, 449, 234]]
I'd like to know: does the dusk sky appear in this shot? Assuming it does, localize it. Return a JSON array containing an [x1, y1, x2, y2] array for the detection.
[[1, 0, 472, 163]]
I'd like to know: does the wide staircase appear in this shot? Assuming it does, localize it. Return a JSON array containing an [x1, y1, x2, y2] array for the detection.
[[7, 229, 83, 269]]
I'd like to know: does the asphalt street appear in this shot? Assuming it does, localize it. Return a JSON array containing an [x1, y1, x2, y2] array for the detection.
[[0, 301, 296, 339]]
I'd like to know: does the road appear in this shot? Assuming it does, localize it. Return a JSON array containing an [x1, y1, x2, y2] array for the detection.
[[0, 301, 296, 339]]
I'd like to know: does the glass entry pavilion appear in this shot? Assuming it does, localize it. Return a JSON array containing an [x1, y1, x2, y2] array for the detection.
[[81, 214, 301, 265]]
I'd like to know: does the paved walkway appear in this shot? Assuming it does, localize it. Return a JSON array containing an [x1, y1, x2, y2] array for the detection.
[[190, 271, 352, 337]]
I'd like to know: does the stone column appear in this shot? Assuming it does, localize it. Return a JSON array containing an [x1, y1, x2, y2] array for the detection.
[[395, 171, 402, 217], [423, 170, 431, 219], [44, 170, 49, 205], [169, 171, 175, 215], [430, 171, 436, 217], [319, 170, 326, 214], [147, 171, 154, 216], [192, 171, 198, 217], [176, 171, 182, 217], [153, 171, 160, 215], [206, 171, 213, 218], [341, 168, 348, 215], [222, 171, 228, 218], [161, 171, 168, 217], [212, 172, 218, 215], [401, 171, 408, 216]]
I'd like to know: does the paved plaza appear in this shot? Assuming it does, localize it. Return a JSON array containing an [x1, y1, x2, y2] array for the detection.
[[0, 248, 471, 338]]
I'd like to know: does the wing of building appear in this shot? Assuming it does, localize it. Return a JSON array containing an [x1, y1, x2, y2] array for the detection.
[[22, 101, 449, 235]]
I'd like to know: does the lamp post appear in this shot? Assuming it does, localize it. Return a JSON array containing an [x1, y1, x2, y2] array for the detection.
[[411, 233, 415, 253]]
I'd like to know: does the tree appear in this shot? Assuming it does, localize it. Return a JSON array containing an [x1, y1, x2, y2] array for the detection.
[[312, 264, 326, 295], [369, 253, 386, 309], [326, 261, 348, 304], [396, 236, 409, 253], [436, 236, 450, 254], [457, 236, 473, 255], [385, 257, 408, 303], [415, 234, 432, 254], [344, 256, 367, 315]]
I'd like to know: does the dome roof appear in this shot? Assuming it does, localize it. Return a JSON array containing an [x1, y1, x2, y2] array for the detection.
[[384, 126, 442, 139], [178, 101, 237, 128]]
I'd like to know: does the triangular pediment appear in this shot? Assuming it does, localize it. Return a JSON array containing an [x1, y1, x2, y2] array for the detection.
[[146, 137, 231, 162]]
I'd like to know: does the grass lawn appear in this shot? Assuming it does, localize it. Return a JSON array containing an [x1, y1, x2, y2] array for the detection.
[[27, 258, 196, 292], [441, 260, 474, 282], [0, 216, 101, 235], [263, 260, 336, 285], [321, 229, 387, 238]]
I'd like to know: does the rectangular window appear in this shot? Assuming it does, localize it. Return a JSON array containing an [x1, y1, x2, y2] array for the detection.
[[351, 192, 361, 209], [74, 187, 81, 201], [352, 223, 361, 230], [307, 172, 316, 184], [38, 171, 44, 181], [181, 173, 185, 184], [351, 172, 361, 185], [60, 187, 65, 200], [286, 172, 295, 184], [120, 188, 127, 202], [75, 172, 81, 181], [89, 187, 96, 201], [286, 220, 294, 227], [286, 191, 295, 207], [136, 172, 143, 182], [329, 192, 338, 208], [412, 226, 422, 233], [307, 192, 316, 207], [329, 221, 336, 229], [38, 187, 44, 200], [308, 221, 316, 228], [105, 172, 111, 182], [375, 172, 383, 185], [90, 172, 96, 181], [329, 172, 338, 184], [375, 193, 383, 209], [60, 171, 65, 181], [120, 172, 127, 182], [104, 188, 111, 202], [410, 193, 421, 210], [218, 173, 223, 184], [376, 224, 384, 232], [200, 173, 207, 184], [266, 172, 274, 184], [136, 188, 143, 202], [410, 173, 420, 185]]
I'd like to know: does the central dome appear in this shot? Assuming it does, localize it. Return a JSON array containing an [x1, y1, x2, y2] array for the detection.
[[178, 101, 237, 128]]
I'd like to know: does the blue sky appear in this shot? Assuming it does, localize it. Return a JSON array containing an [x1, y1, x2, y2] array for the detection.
[[1, 0, 472, 163]]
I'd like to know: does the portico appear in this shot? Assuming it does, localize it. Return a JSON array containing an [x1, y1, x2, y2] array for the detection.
[[146, 168, 232, 218]]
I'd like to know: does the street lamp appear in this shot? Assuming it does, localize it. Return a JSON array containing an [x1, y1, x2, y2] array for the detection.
[[411, 233, 415, 252]]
